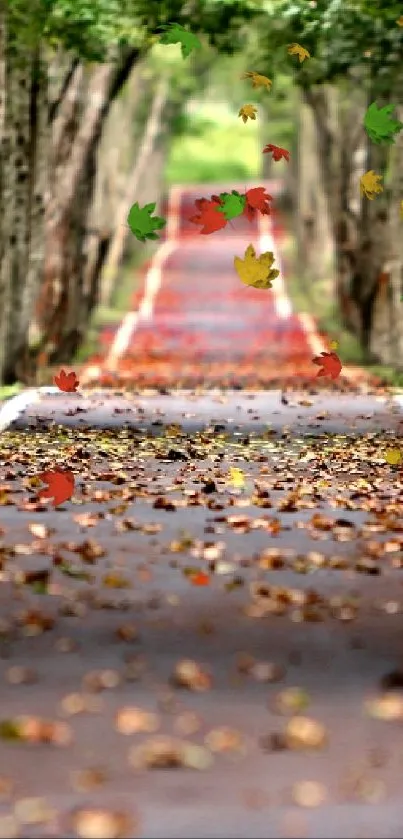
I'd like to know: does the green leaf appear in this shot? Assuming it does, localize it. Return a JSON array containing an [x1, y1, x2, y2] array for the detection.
[[127, 201, 167, 243], [158, 23, 202, 59], [216, 190, 246, 220], [364, 101, 403, 144]]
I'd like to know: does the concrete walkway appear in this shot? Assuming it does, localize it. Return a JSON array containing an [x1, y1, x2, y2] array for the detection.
[[0, 388, 402, 838]]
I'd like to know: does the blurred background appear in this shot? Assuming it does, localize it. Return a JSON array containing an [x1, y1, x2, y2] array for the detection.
[[1, 0, 403, 395]]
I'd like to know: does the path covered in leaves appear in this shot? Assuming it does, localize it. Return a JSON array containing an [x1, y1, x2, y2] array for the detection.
[[0, 389, 402, 838], [82, 182, 348, 391]]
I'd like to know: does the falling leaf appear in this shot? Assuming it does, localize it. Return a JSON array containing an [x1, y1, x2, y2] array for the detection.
[[127, 202, 166, 243], [189, 197, 227, 234], [234, 243, 279, 289], [364, 102, 403, 144], [288, 43, 310, 62], [329, 340, 338, 350], [262, 143, 290, 162], [244, 186, 272, 219], [242, 71, 272, 91], [384, 448, 402, 465], [312, 351, 342, 380], [238, 104, 258, 123], [215, 190, 246, 221], [360, 170, 384, 199], [37, 469, 75, 507], [158, 23, 201, 59], [228, 467, 245, 487], [53, 369, 79, 392], [397, 15, 403, 25]]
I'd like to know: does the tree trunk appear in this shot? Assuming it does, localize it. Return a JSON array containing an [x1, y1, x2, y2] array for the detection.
[[29, 46, 141, 367], [100, 77, 168, 306]]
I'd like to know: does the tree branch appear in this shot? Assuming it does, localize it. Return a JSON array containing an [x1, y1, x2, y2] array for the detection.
[[49, 57, 79, 123]]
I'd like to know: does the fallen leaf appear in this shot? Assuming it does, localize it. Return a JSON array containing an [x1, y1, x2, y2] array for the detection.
[[228, 467, 245, 487], [384, 447, 401, 465], [37, 469, 74, 507], [292, 781, 327, 808], [171, 659, 212, 691], [71, 807, 134, 839], [285, 716, 327, 750]]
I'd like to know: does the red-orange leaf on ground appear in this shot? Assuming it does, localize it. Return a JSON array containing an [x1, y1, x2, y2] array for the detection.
[[245, 187, 272, 215], [190, 572, 211, 586], [37, 470, 75, 507], [262, 143, 290, 162], [312, 351, 342, 380], [189, 198, 227, 234], [54, 369, 79, 392]]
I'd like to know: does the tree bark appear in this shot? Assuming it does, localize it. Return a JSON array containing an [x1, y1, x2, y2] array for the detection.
[[100, 77, 168, 306], [27, 47, 141, 367]]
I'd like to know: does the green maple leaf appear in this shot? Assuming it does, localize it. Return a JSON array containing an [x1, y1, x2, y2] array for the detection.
[[127, 202, 166, 242], [158, 23, 201, 59], [364, 102, 403, 145], [216, 191, 246, 221]]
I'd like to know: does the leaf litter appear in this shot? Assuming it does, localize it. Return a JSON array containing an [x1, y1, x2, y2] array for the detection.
[[0, 417, 402, 829]]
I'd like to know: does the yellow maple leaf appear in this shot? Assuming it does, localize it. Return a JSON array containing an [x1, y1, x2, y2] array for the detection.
[[360, 170, 383, 200], [234, 244, 279, 289], [242, 71, 272, 91], [384, 448, 402, 465], [396, 15, 403, 25], [329, 340, 339, 350], [288, 43, 310, 63], [228, 468, 245, 488], [238, 104, 258, 123]]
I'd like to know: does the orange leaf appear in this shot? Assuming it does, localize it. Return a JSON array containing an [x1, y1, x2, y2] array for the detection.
[[190, 572, 210, 586], [37, 470, 75, 507], [54, 369, 79, 392], [312, 351, 342, 380]]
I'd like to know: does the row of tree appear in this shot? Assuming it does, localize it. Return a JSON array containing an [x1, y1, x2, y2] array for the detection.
[[0, 0, 402, 386]]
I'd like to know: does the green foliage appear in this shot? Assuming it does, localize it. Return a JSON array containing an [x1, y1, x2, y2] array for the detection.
[[158, 23, 202, 59], [248, 0, 403, 95]]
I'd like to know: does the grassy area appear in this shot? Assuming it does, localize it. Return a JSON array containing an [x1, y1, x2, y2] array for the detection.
[[166, 104, 261, 185], [281, 233, 403, 389]]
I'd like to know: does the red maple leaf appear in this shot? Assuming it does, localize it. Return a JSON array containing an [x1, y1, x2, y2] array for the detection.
[[262, 143, 290, 162], [244, 186, 273, 218], [54, 369, 79, 392], [37, 469, 75, 507], [312, 351, 342, 380], [189, 197, 227, 234]]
